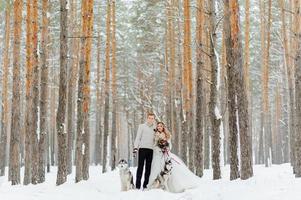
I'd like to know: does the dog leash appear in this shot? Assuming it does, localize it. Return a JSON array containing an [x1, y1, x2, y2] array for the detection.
[[163, 149, 181, 165]]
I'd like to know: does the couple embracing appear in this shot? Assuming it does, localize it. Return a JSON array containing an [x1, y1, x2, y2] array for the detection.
[[133, 113, 200, 193]]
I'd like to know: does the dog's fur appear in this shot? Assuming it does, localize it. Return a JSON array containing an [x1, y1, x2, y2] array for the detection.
[[118, 159, 135, 191], [150, 159, 172, 191]]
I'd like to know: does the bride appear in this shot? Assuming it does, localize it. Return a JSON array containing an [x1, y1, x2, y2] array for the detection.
[[147, 122, 200, 193]]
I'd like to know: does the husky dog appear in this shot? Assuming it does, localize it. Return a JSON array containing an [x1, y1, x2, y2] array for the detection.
[[150, 159, 173, 191], [118, 159, 135, 191]]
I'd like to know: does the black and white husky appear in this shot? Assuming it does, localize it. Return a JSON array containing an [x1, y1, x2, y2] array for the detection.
[[118, 159, 135, 191], [150, 159, 173, 191]]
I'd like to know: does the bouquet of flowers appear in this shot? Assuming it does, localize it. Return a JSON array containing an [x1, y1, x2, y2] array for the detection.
[[157, 139, 169, 152]]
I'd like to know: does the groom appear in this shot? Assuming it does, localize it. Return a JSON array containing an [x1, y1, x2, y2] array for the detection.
[[133, 112, 156, 190]]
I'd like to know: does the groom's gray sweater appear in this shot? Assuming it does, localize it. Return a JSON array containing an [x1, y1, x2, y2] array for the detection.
[[134, 122, 156, 150]]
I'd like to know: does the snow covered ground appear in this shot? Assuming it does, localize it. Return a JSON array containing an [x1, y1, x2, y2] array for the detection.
[[1, 164, 300, 200]]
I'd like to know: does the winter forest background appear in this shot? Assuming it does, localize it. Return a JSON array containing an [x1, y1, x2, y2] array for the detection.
[[0, 0, 301, 198]]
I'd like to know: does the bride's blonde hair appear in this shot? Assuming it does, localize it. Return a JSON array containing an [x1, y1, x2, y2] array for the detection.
[[156, 122, 171, 140]]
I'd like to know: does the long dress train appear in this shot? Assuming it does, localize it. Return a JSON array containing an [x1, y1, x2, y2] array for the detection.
[[147, 132, 200, 193]]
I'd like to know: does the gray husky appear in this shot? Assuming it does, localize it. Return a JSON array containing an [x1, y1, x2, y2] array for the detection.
[[118, 159, 135, 191], [150, 159, 173, 191]]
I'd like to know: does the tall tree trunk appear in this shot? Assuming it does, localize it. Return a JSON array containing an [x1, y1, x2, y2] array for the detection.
[[244, 0, 253, 166], [31, 0, 40, 184], [23, 0, 33, 185], [294, 0, 301, 177], [102, 0, 112, 173], [82, 0, 94, 180], [209, 0, 221, 180], [95, 3, 103, 166], [56, 0, 68, 186], [262, 0, 272, 167], [38, 0, 49, 183], [230, 0, 253, 179], [258, 0, 266, 165], [224, 0, 239, 180], [76, 0, 94, 182], [67, 0, 79, 175], [9, 0, 23, 185], [0, 2, 11, 177], [174, 0, 183, 156], [290, 0, 297, 172], [111, 0, 117, 170], [181, 0, 192, 165], [195, 0, 205, 177]]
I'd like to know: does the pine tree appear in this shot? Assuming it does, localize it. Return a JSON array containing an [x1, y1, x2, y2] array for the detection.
[[76, 0, 94, 182], [195, 0, 205, 177], [38, 0, 49, 183], [209, 0, 221, 180], [9, 0, 23, 185], [94, 2, 103, 166], [23, 0, 33, 185], [31, 0, 40, 184], [56, 0, 68, 186], [67, 0, 79, 175], [224, 0, 239, 180], [102, 0, 112, 173], [230, 0, 253, 179], [0, 2, 11, 177], [294, 0, 301, 177], [111, 0, 117, 170]]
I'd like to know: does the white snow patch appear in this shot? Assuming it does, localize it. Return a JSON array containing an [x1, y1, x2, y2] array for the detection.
[[215, 106, 222, 120], [0, 165, 301, 200], [82, 144, 85, 155]]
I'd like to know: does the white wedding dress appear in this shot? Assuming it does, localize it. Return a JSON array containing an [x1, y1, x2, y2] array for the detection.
[[147, 132, 200, 193]]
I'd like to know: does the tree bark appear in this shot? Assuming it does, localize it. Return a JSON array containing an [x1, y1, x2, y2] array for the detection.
[[31, 0, 40, 184], [56, 0, 68, 186], [9, 0, 23, 185], [294, 0, 301, 177], [195, 0, 204, 177], [23, 0, 33, 186], [230, 0, 253, 179], [111, 0, 117, 170], [224, 0, 240, 180], [102, 0, 112, 173], [67, 0, 79, 175], [208, 0, 221, 180], [38, 0, 49, 183], [0, 2, 11, 177]]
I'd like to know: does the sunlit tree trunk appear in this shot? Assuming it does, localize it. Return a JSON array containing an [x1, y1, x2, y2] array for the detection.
[[230, 0, 253, 180], [76, 0, 94, 182], [9, 0, 23, 185], [181, 0, 192, 165]]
